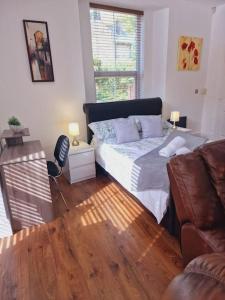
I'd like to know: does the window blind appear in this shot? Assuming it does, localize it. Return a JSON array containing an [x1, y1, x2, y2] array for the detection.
[[90, 3, 144, 102]]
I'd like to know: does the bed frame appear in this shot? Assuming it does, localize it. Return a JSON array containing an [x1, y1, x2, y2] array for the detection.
[[83, 98, 179, 237], [83, 98, 162, 144]]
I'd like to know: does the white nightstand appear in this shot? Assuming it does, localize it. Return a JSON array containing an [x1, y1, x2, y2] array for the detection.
[[64, 141, 96, 184], [176, 127, 192, 133]]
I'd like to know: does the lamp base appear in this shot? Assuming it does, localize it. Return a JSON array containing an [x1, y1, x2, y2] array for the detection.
[[172, 121, 177, 129], [72, 137, 79, 146]]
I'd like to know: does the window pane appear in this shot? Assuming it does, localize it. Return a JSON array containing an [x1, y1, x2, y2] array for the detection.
[[95, 76, 136, 102], [91, 9, 138, 72], [90, 5, 143, 102]]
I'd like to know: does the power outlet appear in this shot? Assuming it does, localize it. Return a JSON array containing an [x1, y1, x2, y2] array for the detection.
[[200, 88, 207, 95], [195, 89, 199, 94]]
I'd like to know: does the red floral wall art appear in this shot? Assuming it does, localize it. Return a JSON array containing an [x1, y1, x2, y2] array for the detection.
[[177, 36, 203, 71]]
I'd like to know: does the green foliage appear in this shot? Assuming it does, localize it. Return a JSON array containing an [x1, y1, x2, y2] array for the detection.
[[96, 77, 135, 102], [93, 58, 102, 71], [8, 116, 21, 126], [116, 14, 136, 34]]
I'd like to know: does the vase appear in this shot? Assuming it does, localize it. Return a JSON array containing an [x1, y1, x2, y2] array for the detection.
[[9, 125, 24, 133]]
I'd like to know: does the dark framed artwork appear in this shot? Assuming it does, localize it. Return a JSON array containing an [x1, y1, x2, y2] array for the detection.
[[23, 20, 54, 82]]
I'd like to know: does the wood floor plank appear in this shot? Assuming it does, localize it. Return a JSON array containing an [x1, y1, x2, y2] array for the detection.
[[0, 235, 17, 300], [27, 225, 57, 300], [0, 174, 183, 299], [47, 217, 92, 300], [65, 180, 182, 299], [63, 208, 150, 300]]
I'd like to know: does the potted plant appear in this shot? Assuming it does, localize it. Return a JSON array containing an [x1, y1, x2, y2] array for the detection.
[[8, 116, 23, 133]]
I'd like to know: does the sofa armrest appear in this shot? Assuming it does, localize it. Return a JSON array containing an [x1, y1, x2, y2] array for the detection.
[[181, 223, 215, 265]]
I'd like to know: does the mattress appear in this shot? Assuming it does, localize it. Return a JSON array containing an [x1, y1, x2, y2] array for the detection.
[[92, 133, 171, 223]]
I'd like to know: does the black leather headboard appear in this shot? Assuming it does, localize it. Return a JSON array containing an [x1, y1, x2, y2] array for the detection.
[[83, 98, 162, 144]]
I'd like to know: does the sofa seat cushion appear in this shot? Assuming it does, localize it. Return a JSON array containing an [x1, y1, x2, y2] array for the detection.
[[162, 253, 225, 300], [185, 253, 225, 284], [200, 139, 225, 210], [168, 152, 225, 229]]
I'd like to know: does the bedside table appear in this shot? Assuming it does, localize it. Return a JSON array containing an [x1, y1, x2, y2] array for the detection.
[[176, 127, 192, 133], [64, 141, 96, 184]]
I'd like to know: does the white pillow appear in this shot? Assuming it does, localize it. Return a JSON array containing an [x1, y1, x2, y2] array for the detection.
[[128, 115, 162, 131], [128, 115, 143, 131], [139, 115, 163, 138], [163, 120, 173, 129], [88, 119, 117, 141], [113, 118, 140, 144]]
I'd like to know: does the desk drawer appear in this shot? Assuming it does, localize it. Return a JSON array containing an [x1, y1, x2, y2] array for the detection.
[[69, 163, 96, 183], [69, 150, 95, 168], [2, 159, 53, 232]]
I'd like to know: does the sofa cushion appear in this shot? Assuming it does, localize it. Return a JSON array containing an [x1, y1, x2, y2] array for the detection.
[[200, 140, 225, 210], [168, 151, 225, 229], [162, 253, 225, 300], [185, 253, 225, 282]]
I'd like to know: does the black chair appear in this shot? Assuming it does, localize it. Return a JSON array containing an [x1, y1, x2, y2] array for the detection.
[[47, 135, 70, 210]]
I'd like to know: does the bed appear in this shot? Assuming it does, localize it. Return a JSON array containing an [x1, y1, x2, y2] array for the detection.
[[93, 135, 172, 224], [83, 98, 205, 234]]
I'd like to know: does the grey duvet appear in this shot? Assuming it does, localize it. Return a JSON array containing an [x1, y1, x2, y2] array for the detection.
[[131, 131, 207, 192]]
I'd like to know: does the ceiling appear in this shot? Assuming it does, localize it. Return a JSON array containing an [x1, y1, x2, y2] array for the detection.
[[185, 0, 225, 6], [90, 0, 225, 10]]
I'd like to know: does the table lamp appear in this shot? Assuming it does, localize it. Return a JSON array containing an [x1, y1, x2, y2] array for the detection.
[[69, 122, 80, 146], [170, 111, 180, 129]]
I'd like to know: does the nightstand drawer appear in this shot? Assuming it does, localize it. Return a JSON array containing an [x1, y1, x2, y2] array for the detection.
[[69, 150, 95, 168], [69, 163, 96, 183]]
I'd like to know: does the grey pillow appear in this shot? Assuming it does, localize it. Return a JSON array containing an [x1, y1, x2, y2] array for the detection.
[[139, 115, 163, 138], [113, 118, 140, 144]]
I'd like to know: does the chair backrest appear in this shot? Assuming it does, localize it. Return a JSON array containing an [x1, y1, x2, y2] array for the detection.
[[54, 135, 70, 168]]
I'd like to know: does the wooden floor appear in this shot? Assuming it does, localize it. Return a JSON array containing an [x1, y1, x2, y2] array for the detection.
[[0, 174, 183, 300]]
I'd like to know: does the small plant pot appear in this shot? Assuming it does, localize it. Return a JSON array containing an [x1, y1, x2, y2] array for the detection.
[[9, 125, 24, 133]]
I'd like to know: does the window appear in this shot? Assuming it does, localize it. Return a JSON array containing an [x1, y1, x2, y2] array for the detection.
[[90, 3, 143, 102], [90, 10, 101, 21]]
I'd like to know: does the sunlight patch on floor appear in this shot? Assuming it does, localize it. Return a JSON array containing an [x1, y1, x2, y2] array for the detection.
[[137, 227, 165, 262], [77, 182, 144, 233]]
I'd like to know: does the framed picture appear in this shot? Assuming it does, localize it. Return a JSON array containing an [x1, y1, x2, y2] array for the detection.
[[177, 36, 203, 71], [23, 20, 54, 82]]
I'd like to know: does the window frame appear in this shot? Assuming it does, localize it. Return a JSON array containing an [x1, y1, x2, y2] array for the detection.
[[90, 3, 144, 102]]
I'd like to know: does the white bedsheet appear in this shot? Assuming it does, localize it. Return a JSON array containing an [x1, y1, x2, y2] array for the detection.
[[92, 132, 171, 223]]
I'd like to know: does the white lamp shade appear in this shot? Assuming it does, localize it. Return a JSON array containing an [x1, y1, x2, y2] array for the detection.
[[69, 122, 79, 136], [170, 111, 180, 122]]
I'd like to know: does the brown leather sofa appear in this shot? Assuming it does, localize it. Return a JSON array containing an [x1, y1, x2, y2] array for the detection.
[[162, 253, 225, 300], [167, 139, 225, 265]]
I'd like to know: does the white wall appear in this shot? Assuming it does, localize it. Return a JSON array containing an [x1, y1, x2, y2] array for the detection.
[[146, 8, 169, 101], [142, 2, 212, 128], [78, 0, 160, 102], [142, 9, 154, 98], [0, 0, 215, 154], [79, 0, 96, 103], [201, 5, 225, 138], [165, 2, 212, 131], [0, 0, 86, 158], [78, 0, 212, 132]]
